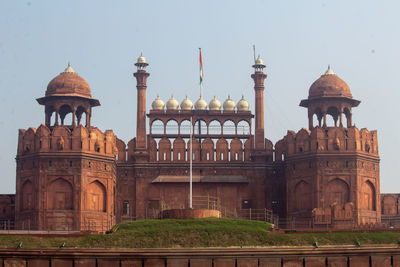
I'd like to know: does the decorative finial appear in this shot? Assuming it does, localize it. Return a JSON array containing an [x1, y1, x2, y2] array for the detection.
[[63, 62, 75, 73], [252, 55, 266, 71], [324, 65, 335, 75], [135, 53, 148, 70]]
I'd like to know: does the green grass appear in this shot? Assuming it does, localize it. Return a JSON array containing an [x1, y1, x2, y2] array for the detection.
[[0, 218, 400, 248]]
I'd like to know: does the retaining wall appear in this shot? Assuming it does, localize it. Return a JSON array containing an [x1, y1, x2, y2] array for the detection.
[[1, 246, 400, 266]]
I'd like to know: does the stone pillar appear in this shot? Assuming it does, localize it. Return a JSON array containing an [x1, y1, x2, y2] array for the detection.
[[308, 112, 313, 129], [134, 69, 150, 150], [251, 71, 267, 150], [72, 107, 77, 127], [55, 110, 59, 126], [347, 113, 352, 128]]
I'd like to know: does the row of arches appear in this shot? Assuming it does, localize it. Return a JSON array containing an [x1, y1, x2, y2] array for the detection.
[[150, 119, 251, 136], [45, 104, 91, 127], [309, 106, 352, 129], [149, 137, 252, 162], [294, 178, 376, 211], [20, 178, 107, 212]]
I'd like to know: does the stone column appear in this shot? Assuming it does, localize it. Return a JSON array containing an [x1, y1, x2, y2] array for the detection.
[[251, 71, 267, 150], [133, 69, 150, 150]]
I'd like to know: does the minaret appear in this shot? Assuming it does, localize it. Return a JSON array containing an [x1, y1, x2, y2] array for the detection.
[[133, 54, 150, 150], [251, 56, 267, 150]]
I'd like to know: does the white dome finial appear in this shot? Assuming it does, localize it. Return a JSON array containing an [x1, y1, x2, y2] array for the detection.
[[63, 62, 75, 73], [324, 65, 335, 75]]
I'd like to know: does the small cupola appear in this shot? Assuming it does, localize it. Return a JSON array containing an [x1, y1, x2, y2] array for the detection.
[[223, 95, 236, 111], [209, 96, 221, 110], [166, 95, 179, 110]]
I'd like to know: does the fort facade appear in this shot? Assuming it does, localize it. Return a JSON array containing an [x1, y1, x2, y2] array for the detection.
[[5, 54, 395, 231]]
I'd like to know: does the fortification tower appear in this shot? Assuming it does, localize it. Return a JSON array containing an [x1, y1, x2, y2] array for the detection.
[[276, 66, 381, 228], [15, 64, 117, 231]]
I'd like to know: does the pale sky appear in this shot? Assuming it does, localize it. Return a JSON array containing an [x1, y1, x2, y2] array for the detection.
[[0, 0, 399, 193]]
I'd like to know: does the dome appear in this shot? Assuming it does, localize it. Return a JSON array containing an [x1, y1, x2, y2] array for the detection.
[[180, 96, 193, 110], [223, 95, 236, 111], [255, 56, 264, 66], [308, 66, 352, 99], [252, 55, 266, 70], [166, 95, 179, 110], [236, 95, 249, 111], [151, 95, 165, 110], [194, 95, 207, 110], [137, 54, 147, 64], [209, 96, 221, 110], [46, 63, 92, 98]]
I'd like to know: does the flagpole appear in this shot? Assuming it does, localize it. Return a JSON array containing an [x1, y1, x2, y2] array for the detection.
[[189, 116, 193, 209], [199, 48, 203, 97]]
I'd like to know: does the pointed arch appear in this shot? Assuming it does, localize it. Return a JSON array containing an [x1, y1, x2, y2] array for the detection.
[[362, 180, 376, 211], [87, 180, 106, 212], [21, 180, 34, 211], [47, 178, 73, 210], [326, 178, 350, 206]]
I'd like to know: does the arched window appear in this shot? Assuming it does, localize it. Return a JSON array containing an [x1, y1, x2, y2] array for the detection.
[[222, 120, 236, 135], [47, 178, 73, 210], [209, 120, 222, 135], [76, 106, 87, 126], [313, 108, 323, 127], [327, 106, 340, 127], [166, 120, 179, 135], [180, 120, 191, 135], [59, 104, 73, 126], [194, 120, 207, 135], [87, 181, 106, 212], [151, 119, 164, 135], [237, 120, 250, 135]]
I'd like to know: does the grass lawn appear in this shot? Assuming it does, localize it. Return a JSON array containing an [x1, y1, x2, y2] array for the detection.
[[0, 218, 399, 248]]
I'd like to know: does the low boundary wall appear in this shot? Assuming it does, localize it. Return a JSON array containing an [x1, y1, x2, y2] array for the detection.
[[1, 246, 400, 266]]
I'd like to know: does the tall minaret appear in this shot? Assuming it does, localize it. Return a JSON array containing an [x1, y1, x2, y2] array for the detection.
[[251, 56, 267, 150], [133, 54, 150, 150]]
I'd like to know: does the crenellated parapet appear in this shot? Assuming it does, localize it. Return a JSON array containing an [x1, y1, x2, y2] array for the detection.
[[17, 124, 117, 158], [275, 126, 378, 161]]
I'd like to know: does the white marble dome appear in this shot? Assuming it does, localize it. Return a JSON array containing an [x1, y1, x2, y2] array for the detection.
[[209, 96, 221, 110], [194, 95, 207, 110], [236, 95, 249, 111], [180, 96, 193, 110], [166, 95, 179, 110], [151, 94, 165, 110], [223, 95, 236, 111]]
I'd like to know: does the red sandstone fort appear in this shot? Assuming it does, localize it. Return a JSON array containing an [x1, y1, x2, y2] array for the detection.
[[1, 54, 398, 231]]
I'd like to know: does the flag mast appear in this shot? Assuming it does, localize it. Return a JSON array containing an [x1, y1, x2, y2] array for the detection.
[[199, 48, 204, 97], [189, 116, 193, 209], [190, 48, 204, 209]]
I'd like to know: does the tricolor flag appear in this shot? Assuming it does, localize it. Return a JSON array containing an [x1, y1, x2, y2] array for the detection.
[[199, 48, 204, 85]]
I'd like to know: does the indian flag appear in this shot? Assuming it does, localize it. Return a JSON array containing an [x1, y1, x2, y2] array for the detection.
[[199, 48, 204, 84]]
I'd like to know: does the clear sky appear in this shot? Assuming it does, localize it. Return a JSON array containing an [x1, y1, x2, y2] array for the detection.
[[0, 0, 399, 193]]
